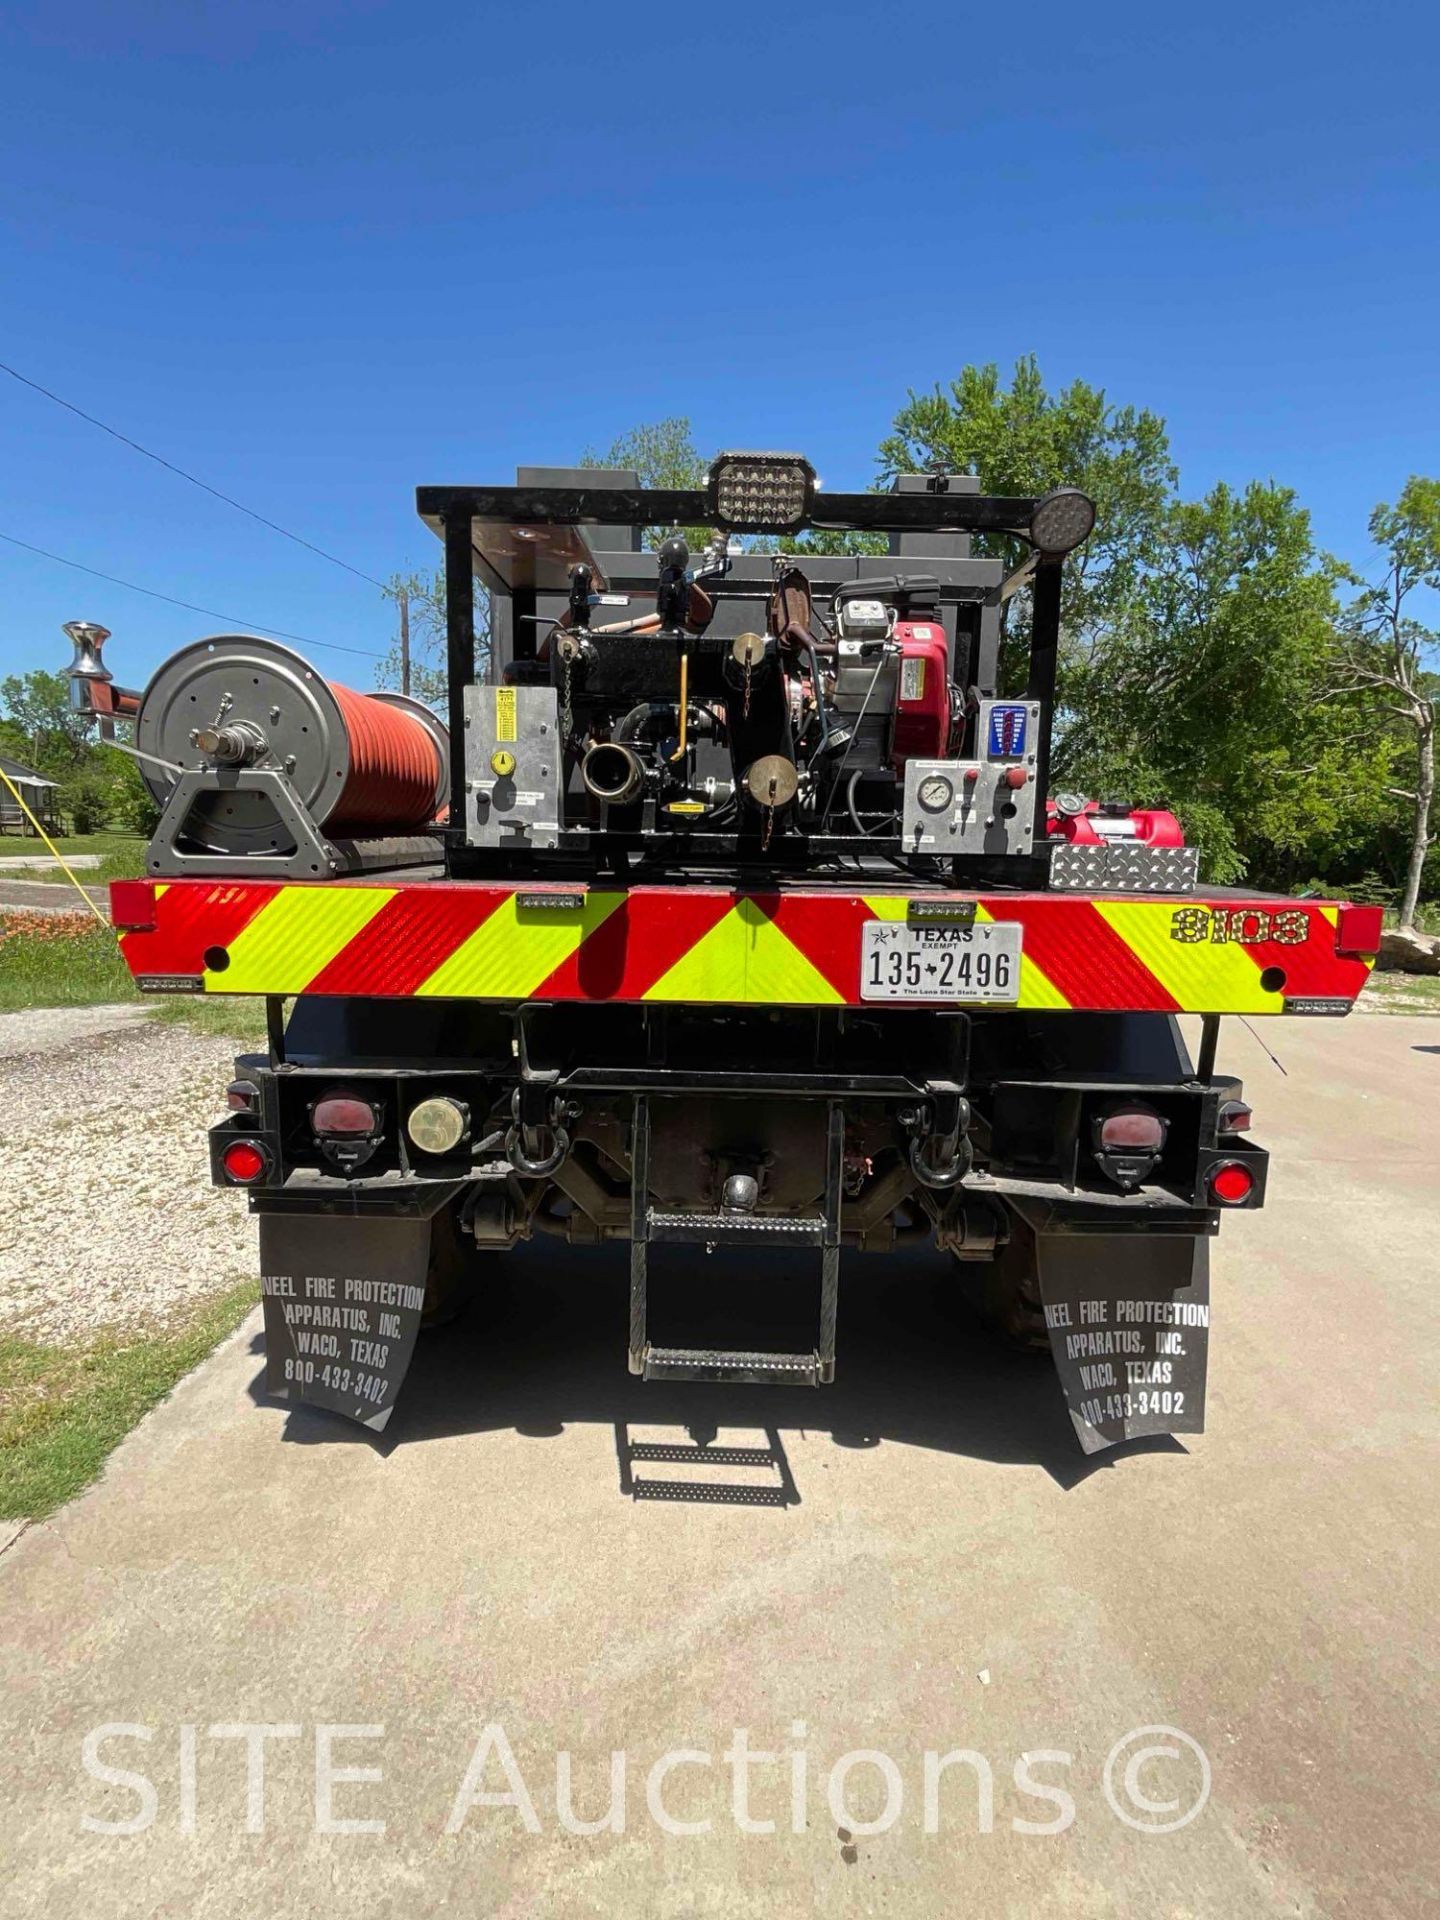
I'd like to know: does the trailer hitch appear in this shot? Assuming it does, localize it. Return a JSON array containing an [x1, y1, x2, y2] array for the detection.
[[905, 1086, 972, 1189]]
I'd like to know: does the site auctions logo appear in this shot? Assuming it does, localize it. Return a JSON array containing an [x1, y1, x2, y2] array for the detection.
[[77, 1721, 1212, 1840]]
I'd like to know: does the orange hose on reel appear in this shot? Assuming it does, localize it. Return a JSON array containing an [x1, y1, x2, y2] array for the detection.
[[329, 681, 443, 833]]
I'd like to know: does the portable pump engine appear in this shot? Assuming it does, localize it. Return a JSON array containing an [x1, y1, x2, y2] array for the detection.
[[465, 456, 1084, 882]]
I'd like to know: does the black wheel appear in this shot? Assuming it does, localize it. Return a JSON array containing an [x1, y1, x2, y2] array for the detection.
[[421, 1203, 471, 1329], [960, 1211, 1049, 1352]]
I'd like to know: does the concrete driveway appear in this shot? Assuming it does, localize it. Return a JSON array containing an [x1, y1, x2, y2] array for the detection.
[[2, 1013, 1436, 1917]]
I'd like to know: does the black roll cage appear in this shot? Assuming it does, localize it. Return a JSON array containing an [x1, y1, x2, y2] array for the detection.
[[419, 478, 1078, 859]]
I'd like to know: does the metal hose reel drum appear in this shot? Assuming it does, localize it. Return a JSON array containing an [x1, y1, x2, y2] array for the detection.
[[135, 636, 449, 855]]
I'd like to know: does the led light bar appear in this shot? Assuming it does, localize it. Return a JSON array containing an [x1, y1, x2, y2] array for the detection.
[[707, 451, 815, 532]]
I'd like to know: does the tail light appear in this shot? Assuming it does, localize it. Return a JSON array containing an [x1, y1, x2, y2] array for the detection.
[[1335, 904, 1383, 957], [221, 1139, 268, 1185], [1210, 1161, 1255, 1205], [1093, 1103, 1169, 1191], [310, 1091, 382, 1173], [1217, 1099, 1252, 1134], [311, 1094, 379, 1135], [1099, 1110, 1167, 1151], [226, 1079, 260, 1113]]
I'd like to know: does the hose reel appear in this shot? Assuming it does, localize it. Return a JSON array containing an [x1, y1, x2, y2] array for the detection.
[[135, 635, 448, 862]]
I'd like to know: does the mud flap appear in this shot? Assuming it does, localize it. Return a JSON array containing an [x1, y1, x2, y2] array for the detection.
[[259, 1213, 433, 1432], [1034, 1232, 1210, 1454]]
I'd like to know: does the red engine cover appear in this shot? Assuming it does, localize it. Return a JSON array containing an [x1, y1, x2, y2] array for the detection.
[[891, 620, 951, 766]]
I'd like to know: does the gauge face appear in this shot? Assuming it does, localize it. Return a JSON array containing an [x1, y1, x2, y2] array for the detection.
[[917, 774, 954, 813]]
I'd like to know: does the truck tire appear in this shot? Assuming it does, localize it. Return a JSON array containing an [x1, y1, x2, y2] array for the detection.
[[421, 1202, 472, 1329], [961, 1212, 1049, 1352]]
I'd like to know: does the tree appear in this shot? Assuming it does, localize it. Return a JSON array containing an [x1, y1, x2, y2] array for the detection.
[[375, 569, 491, 709], [1330, 477, 1439, 927], [0, 669, 94, 775], [580, 417, 713, 551], [1060, 482, 1396, 886], [878, 357, 1176, 679]]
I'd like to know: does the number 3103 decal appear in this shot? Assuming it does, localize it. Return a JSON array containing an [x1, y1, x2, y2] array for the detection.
[[1169, 906, 1310, 946]]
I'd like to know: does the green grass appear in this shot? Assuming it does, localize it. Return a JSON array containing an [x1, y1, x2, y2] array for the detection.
[[0, 919, 136, 1011], [0, 1279, 259, 1523], [148, 995, 269, 1043], [1361, 970, 1440, 1014], [0, 914, 269, 1042]]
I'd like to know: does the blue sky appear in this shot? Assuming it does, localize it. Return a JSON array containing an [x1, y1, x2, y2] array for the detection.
[[2, 0, 1437, 690]]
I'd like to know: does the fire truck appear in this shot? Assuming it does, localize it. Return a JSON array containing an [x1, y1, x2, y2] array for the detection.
[[69, 457, 1381, 1452]]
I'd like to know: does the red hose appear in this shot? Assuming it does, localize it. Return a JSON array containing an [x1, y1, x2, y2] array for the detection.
[[328, 681, 442, 832]]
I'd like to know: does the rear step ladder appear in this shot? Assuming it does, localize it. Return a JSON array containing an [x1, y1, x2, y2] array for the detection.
[[627, 1096, 843, 1387]]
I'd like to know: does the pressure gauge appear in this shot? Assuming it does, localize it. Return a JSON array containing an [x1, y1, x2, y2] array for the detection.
[[917, 774, 954, 813]]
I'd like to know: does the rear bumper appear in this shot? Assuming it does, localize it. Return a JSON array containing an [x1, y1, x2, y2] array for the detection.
[[112, 877, 1379, 1016]]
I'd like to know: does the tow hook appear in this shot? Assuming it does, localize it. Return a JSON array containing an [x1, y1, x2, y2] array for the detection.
[[904, 1087, 973, 1189], [505, 1083, 576, 1178]]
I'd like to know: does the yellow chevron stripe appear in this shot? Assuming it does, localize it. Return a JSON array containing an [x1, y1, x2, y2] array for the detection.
[[1094, 900, 1280, 1013], [644, 896, 843, 1005], [214, 886, 395, 993], [862, 895, 1071, 1010], [416, 890, 625, 999]]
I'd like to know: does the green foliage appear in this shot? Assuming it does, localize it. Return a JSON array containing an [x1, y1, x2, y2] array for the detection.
[[879, 356, 1176, 679], [581, 416, 712, 551], [0, 668, 93, 775], [375, 566, 492, 706], [1060, 481, 1396, 884], [0, 670, 159, 835], [1331, 474, 1439, 924]]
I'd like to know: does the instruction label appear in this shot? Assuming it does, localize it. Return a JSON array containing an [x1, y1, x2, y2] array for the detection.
[[494, 686, 518, 742]]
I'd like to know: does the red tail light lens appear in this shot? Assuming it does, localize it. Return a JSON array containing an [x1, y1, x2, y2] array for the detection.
[[1217, 1099, 1252, 1134], [1099, 1108, 1167, 1151], [221, 1139, 268, 1184], [311, 1094, 378, 1136], [226, 1079, 260, 1113], [1335, 904, 1383, 957], [1210, 1161, 1254, 1205]]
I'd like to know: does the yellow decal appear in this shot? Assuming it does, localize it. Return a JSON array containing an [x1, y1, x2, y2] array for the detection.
[[494, 687, 517, 743]]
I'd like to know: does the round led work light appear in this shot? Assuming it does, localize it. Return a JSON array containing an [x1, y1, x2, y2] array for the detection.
[[1030, 488, 1097, 556], [407, 1096, 469, 1156]]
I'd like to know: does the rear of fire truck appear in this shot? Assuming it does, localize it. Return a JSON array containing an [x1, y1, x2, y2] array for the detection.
[[76, 455, 1382, 1452]]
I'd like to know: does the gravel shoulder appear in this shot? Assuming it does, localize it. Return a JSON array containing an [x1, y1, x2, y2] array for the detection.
[[0, 1006, 255, 1341]]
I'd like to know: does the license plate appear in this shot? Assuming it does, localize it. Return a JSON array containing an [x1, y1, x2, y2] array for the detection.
[[860, 920, 1022, 1003]]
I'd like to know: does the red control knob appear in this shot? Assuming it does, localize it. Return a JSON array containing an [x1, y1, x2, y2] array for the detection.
[[1001, 765, 1028, 790]]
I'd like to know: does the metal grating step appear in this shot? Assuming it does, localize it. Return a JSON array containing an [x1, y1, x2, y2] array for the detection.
[[641, 1346, 821, 1387], [645, 1209, 827, 1245]]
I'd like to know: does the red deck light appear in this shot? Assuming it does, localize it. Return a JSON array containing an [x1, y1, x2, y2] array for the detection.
[[1209, 1161, 1254, 1205], [221, 1139, 268, 1185]]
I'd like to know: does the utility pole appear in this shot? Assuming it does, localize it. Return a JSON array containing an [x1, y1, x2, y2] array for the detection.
[[398, 586, 411, 696]]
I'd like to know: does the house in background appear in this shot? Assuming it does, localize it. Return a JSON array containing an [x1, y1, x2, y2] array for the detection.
[[0, 753, 61, 835]]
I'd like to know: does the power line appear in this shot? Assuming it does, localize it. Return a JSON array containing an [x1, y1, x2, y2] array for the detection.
[[0, 358, 389, 590], [0, 529, 385, 661]]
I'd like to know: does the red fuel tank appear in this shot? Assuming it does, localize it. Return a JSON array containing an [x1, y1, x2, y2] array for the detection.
[[1045, 799, 1187, 846], [891, 619, 951, 766]]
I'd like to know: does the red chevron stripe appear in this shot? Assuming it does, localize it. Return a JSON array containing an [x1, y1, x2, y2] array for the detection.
[[767, 893, 874, 1001], [1224, 906, 1373, 1003], [981, 897, 1181, 1011], [304, 886, 509, 997], [118, 881, 279, 976], [530, 887, 736, 1000]]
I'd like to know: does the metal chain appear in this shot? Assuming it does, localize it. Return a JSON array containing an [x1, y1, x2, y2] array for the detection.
[[762, 804, 774, 852], [743, 655, 752, 721], [560, 652, 573, 743]]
